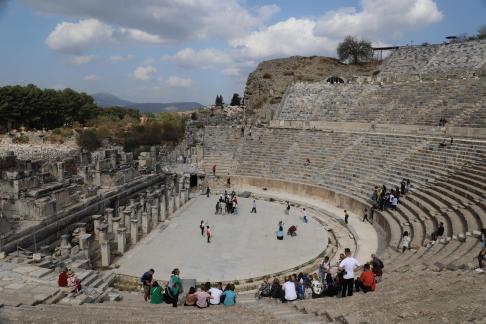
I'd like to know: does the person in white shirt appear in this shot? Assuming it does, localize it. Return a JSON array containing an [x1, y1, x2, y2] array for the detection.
[[338, 248, 360, 297], [303, 208, 308, 223], [281, 276, 297, 302], [401, 231, 411, 253], [208, 282, 223, 305]]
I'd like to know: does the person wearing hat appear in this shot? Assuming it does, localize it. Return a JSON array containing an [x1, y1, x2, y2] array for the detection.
[[67, 269, 82, 293]]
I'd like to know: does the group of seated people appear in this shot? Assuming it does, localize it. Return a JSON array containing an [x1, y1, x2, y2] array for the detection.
[[183, 282, 236, 308], [255, 252, 383, 302], [149, 281, 237, 308], [57, 268, 82, 293]]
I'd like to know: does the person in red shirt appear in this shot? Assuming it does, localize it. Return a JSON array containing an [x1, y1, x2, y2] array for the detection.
[[206, 225, 212, 243], [355, 263, 376, 293], [58, 268, 68, 287]]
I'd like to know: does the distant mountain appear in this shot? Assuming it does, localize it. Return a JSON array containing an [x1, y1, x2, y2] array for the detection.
[[91, 93, 135, 108], [127, 102, 204, 113], [91, 93, 204, 113]]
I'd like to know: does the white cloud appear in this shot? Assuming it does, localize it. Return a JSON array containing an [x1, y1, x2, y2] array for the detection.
[[230, 18, 336, 59], [108, 54, 134, 63], [163, 48, 232, 69], [222, 67, 241, 77], [71, 55, 93, 65], [167, 76, 192, 88], [46, 18, 113, 53], [120, 28, 166, 45], [31, 1, 280, 53], [83, 74, 97, 81], [133, 65, 156, 80], [314, 0, 443, 39]]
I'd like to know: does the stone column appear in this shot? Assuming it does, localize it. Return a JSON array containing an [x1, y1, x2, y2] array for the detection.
[[112, 217, 121, 242], [60, 234, 71, 259], [79, 234, 92, 258], [176, 192, 181, 209], [78, 223, 87, 235], [129, 198, 136, 208], [105, 208, 114, 233], [101, 241, 111, 267], [139, 194, 146, 213], [172, 191, 177, 213], [98, 224, 108, 243], [124, 210, 132, 234], [159, 195, 166, 222], [142, 212, 149, 234], [130, 219, 138, 244], [151, 205, 158, 227], [92, 214, 102, 240], [117, 228, 126, 253], [79, 233, 90, 250], [117, 206, 124, 222], [137, 204, 143, 229]]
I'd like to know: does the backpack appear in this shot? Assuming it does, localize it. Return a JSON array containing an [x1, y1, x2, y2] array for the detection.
[[140, 272, 149, 285], [378, 259, 384, 269]]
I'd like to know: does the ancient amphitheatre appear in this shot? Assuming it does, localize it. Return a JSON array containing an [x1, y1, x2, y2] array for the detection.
[[0, 36, 486, 323]]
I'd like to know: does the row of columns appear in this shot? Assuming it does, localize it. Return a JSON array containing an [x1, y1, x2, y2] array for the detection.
[[94, 175, 190, 267]]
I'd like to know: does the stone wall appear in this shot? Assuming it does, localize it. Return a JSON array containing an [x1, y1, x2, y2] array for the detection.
[[379, 39, 486, 79], [244, 56, 377, 121]]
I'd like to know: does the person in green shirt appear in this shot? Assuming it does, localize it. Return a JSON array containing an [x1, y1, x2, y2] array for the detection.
[[168, 268, 183, 307], [150, 281, 164, 304]]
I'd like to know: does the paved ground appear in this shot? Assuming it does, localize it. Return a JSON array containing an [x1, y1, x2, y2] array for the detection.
[[233, 186, 379, 264], [115, 195, 328, 282]]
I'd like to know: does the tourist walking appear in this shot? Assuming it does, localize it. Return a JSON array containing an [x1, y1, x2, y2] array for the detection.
[[250, 200, 257, 213], [362, 208, 369, 223], [200, 220, 205, 236], [344, 210, 349, 224], [206, 225, 212, 243], [212, 164, 216, 176], [303, 208, 308, 223], [338, 248, 360, 298], [140, 268, 154, 302], [206, 186, 210, 198]]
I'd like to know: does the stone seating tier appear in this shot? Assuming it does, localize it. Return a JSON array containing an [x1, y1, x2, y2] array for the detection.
[[379, 40, 486, 78], [276, 77, 486, 128], [202, 126, 486, 262]]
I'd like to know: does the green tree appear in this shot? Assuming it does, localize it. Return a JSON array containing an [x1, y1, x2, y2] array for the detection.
[[337, 36, 373, 64], [230, 93, 241, 106]]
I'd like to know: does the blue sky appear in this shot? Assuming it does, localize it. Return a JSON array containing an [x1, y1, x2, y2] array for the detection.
[[0, 0, 484, 105]]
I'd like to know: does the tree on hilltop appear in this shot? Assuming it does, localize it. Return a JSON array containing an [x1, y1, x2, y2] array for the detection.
[[230, 93, 241, 106], [478, 25, 486, 39], [337, 36, 373, 64], [214, 95, 224, 107]]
